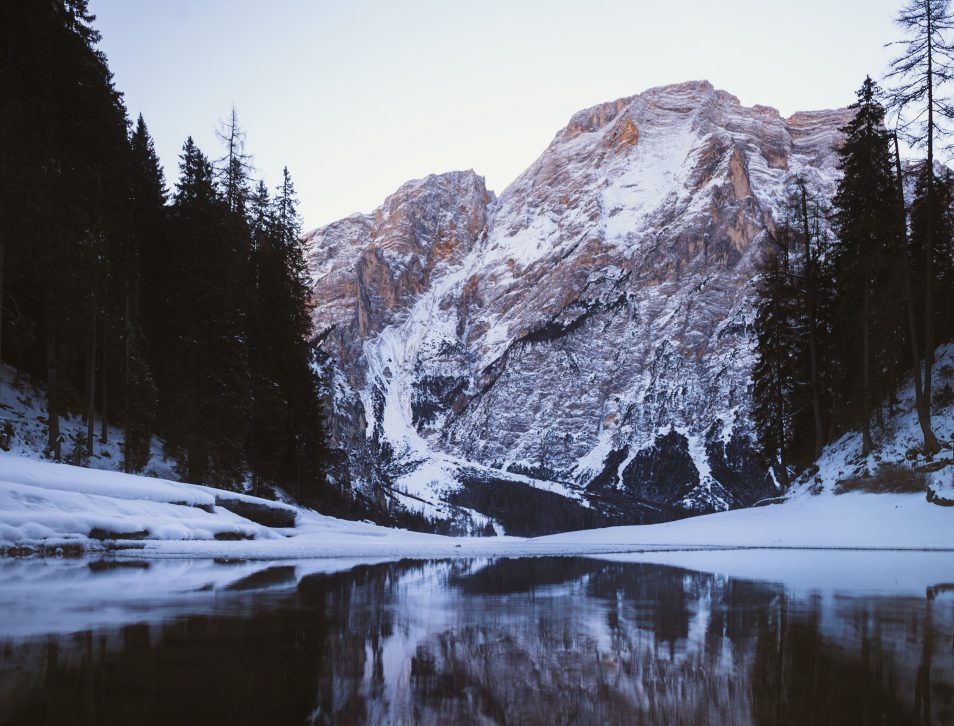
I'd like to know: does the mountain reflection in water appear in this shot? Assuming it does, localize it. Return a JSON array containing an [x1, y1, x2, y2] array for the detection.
[[0, 556, 951, 725]]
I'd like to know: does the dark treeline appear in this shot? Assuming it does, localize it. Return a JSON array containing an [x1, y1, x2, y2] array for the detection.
[[0, 2, 347, 508], [753, 1, 954, 484]]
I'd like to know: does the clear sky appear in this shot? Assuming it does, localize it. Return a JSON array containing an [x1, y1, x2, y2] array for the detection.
[[91, 0, 903, 230]]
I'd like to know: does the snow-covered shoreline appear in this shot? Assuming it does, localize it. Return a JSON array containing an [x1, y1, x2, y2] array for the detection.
[[2, 452, 952, 559]]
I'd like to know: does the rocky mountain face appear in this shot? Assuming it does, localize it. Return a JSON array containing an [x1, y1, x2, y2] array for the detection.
[[303, 80, 852, 534]]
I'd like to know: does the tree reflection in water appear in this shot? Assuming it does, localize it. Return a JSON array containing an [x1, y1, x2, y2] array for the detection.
[[0, 557, 951, 725]]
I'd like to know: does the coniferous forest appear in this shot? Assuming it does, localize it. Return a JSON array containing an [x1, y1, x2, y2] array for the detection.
[[751, 0, 954, 484], [0, 2, 352, 511]]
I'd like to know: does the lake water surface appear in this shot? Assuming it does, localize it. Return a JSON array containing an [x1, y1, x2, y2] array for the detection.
[[0, 553, 952, 725]]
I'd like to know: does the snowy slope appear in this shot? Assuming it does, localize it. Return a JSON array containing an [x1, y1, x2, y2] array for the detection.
[[787, 343, 954, 502], [0, 363, 177, 479]]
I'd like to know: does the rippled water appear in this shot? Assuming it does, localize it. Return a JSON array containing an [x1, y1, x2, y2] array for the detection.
[[0, 554, 952, 725]]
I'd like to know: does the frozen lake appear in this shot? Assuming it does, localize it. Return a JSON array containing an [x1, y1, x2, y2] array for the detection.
[[0, 553, 952, 725]]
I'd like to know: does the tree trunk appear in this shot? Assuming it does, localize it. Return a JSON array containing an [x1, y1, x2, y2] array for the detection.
[[86, 307, 96, 456], [893, 133, 940, 455], [123, 290, 131, 472], [862, 283, 873, 455], [925, 7, 936, 415], [774, 310, 790, 490], [0, 238, 5, 364], [100, 318, 108, 444], [799, 182, 825, 457], [46, 336, 61, 460]]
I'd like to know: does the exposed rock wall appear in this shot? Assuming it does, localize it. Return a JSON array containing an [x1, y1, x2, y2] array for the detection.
[[304, 81, 853, 531]]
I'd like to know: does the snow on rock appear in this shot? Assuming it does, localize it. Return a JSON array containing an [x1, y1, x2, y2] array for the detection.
[[534, 342, 954, 552], [304, 81, 854, 529], [189, 484, 299, 527], [928, 467, 954, 506]]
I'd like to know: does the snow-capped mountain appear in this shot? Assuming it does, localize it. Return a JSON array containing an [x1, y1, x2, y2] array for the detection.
[[303, 80, 853, 533]]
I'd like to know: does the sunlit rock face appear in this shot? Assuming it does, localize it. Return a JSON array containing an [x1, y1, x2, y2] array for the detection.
[[304, 81, 852, 531]]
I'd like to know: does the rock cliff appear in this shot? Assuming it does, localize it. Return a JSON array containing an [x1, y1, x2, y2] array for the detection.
[[303, 80, 852, 533]]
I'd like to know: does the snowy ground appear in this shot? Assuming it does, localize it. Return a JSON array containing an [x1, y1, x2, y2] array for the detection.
[[1, 452, 952, 559], [1, 345, 952, 558], [0, 363, 178, 479], [537, 491, 954, 549], [787, 343, 954, 501]]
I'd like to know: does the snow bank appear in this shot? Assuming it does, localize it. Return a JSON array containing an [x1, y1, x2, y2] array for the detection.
[[537, 491, 954, 549], [0, 454, 283, 547], [0, 478, 270, 545], [1, 449, 952, 558], [0, 455, 214, 508], [928, 467, 954, 505]]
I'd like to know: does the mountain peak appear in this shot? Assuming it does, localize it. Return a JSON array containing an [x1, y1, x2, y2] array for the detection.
[[303, 85, 855, 532]]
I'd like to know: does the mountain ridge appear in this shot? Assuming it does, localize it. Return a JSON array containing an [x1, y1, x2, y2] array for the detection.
[[303, 80, 855, 534]]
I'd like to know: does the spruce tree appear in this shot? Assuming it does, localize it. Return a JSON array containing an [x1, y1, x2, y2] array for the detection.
[[752, 180, 835, 471], [752, 227, 799, 487], [122, 115, 166, 471], [247, 182, 290, 491], [215, 107, 253, 217], [910, 164, 954, 386], [890, 134, 943, 455], [247, 169, 328, 498], [886, 0, 954, 424], [0, 2, 331, 502], [794, 177, 826, 458], [831, 77, 905, 455], [165, 138, 251, 486]]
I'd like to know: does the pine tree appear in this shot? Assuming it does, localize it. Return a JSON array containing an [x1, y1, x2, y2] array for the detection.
[[752, 179, 835, 472], [910, 160, 954, 342], [940, 169, 954, 342], [794, 177, 826, 459], [122, 115, 166, 471], [1, 0, 135, 461], [0, 3, 331, 502], [163, 138, 251, 486], [247, 182, 291, 491], [831, 77, 906, 455], [886, 0, 954, 428], [245, 169, 328, 498], [215, 107, 253, 217], [275, 169, 328, 497], [752, 228, 799, 487], [889, 134, 943, 455]]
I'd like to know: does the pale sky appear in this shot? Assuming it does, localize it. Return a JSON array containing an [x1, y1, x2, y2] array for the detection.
[[91, 0, 903, 230]]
